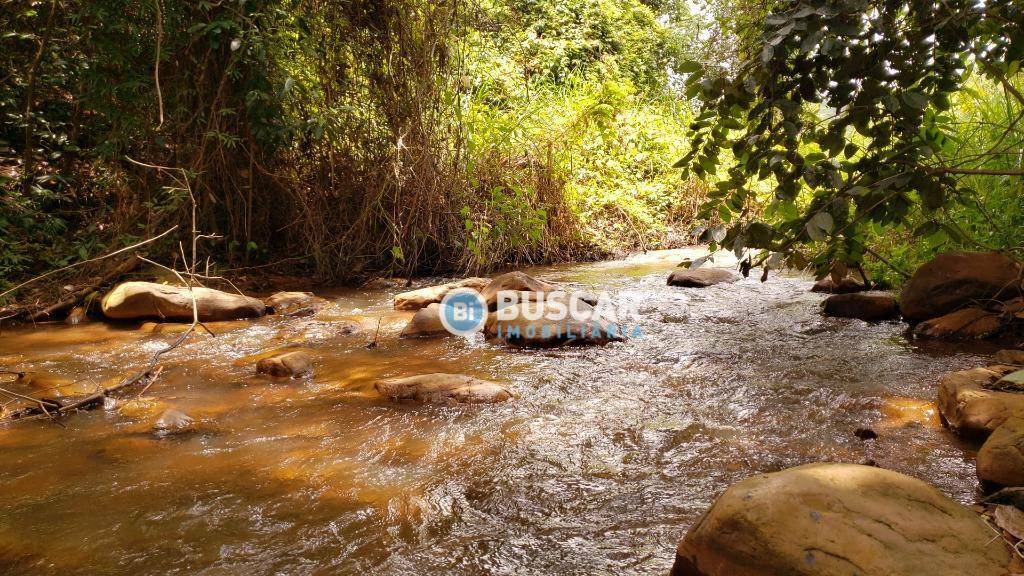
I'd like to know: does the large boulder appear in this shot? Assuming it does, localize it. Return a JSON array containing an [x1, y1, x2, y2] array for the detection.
[[400, 303, 449, 338], [811, 276, 867, 294], [256, 350, 313, 378], [937, 364, 1024, 437], [102, 281, 265, 322], [821, 292, 900, 321], [670, 462, 1010, 576], [978, 417, 1024, 487], [480, 271, 559, 309], [900, 251, 1023, 323], [394, 277, 489, 311], [912, 307, 1004, 340], [484, 295, 624, 347], [375, 373, 512, 405], [667, 268, 739, 288]]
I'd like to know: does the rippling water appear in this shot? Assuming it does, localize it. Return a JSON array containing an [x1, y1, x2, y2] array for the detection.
[[0, 249, 998, 575]]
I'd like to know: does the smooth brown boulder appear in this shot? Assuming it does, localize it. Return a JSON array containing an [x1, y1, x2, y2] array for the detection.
[[256, 350, 313, 378], [821, 292, 900, 321], [375, 373, 512, 405], [480, 271, 559, 309], [811, 276, 867, 294], [667, 268, 739, 288], [400, 303, 449, 338], [102, 281, 265, 322], [899, 251, 1022, 322], [912, 307, 1004, 340], [394, 277, 489, 311], [978, 417, 1024, 487], [937, 364, 1024, 437], [671, 463, 1010, 576], [265, 291, 325, 316]]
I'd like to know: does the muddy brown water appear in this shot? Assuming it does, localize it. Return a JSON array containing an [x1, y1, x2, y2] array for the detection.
[[0, 249, 1000, 575]]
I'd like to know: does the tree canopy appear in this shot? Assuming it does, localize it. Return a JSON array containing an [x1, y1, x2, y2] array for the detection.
[[677, 0, 1024, 279]]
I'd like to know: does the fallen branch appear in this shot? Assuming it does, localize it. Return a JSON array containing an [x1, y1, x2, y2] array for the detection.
[[25, 255, 142, 323], [2, 366, 164, 422]]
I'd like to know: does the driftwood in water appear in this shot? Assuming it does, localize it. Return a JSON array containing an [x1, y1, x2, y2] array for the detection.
[[2, 366, 163, 422]]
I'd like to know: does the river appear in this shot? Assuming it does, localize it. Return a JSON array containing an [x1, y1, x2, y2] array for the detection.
[[0, 248, 995, 575]]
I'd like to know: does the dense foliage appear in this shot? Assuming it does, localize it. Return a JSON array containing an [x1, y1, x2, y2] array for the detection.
[[2, 0, 1021, 299], [0, 0, 703, 294], [678, 0, 1024, 283]]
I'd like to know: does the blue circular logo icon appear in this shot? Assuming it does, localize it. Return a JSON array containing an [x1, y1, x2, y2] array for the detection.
[[440, 288, 487, 336]]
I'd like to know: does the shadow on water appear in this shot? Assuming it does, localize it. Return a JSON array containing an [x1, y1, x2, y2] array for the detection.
[[0, 248, 1001, 575]]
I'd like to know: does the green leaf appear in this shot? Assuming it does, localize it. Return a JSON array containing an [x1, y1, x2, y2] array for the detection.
[[678, 60, 702, 73], [902, 92, 929, 110]]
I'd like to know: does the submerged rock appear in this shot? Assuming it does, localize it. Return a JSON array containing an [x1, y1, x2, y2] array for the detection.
[[821, 292, 900, 321], [152, 409, 196, 436], [265, 291, 325, 316], [667, 268, 738, 288], [116, 397, 168, 420], [102, 281, 265, 322], [899, 251, 1023, 323], [15, 371, 87, 398], [912, 307, 1004, 340], [480, 271, 559, 309], [256, 350, 313, 378], [978, 417, 1024, 487], [670, 462, 1010, 576], [937, 364, 1024, 437], [810, 276, 867, 294], [375, 373, 512, 405], [400, 303, 450, 338], [394, 277, 489, 311], [291, 320, 360, 342]]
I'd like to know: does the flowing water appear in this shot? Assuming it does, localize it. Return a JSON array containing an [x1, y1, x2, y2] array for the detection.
[[0, 248, 999, 575]]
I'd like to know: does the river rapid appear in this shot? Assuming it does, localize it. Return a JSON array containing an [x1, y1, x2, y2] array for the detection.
[[0, 248, 997, 575]]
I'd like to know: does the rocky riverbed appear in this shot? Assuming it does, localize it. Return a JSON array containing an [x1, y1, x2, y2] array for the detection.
[[0, 248, 1017, 575]]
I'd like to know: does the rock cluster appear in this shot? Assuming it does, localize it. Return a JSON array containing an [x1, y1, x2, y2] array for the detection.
[[396, 271, 621, 347], [936, 353, 1024, 489], [394, 277, 489, 311], [901, 251, 1023, 340]]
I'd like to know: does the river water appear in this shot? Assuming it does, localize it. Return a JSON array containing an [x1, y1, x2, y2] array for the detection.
[[0, 249, 997, 575]]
